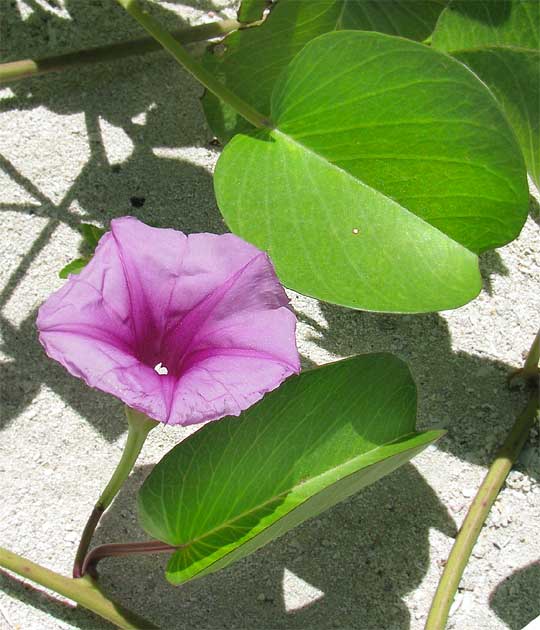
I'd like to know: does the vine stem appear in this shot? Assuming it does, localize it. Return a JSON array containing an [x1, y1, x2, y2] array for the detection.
[[0, 547, 157, 629], [0, 18, 241, 85], [522, 328, 540, 382], [115, 0, 271, 129], [73, 407, 157, 578], [425, 383, 539, 629]]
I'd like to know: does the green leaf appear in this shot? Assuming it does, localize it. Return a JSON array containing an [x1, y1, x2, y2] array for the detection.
[[58, 224, 105, 278], [203, 0, 448, 141], [431, 1, 540, 189], [237, 0, 270, 23], [138, 354, 443, 586], [58, 257, 90, 279], [431, 0, 540, 51], [79, 223, 105, 249], [214, 31, 528, 313], [454, 47, 540, 189], [339, 0, 447, 38]]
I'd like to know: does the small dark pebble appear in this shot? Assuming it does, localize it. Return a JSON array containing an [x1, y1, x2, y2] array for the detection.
[[130, 196, 146, 208]]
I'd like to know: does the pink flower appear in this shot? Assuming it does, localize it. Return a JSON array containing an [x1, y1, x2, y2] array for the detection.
[[37, 217, 300, 425]]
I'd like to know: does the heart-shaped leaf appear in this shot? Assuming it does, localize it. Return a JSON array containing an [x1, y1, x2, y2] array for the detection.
[[454, 48, 540, 189], [138, 353, 443, 585], [203, 0, 448, 141], [214, 31, 528, 313], [431, 0, 539, 51], [432, 1, 540, 188]]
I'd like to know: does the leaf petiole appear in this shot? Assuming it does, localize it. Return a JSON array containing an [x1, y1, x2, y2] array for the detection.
[[82, 540, 177, 577]]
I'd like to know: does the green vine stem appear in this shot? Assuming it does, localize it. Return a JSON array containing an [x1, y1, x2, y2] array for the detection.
[[82, 540, 177, 576], [521, 328, 540, 383], [73, 407, 157, 578], [508, 328, 540, 387], [0, 18, 241, 85], [116, 0, 271, 130], [425, 369, 539, 628], [0, 547, 157, 629]]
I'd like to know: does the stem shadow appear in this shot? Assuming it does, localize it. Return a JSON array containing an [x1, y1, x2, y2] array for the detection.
[[0, 569, 110, 630], [1, 20, 224, 440]]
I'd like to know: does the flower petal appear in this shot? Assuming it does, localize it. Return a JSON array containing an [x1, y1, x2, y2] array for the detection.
[[163, 249, 299, 375], [37, 231, 134, 351], [37, 217, 300, 426], [168, 351, 298, 426]]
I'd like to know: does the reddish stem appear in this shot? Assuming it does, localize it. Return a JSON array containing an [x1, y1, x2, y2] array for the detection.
[[82, 540, 178, 577]]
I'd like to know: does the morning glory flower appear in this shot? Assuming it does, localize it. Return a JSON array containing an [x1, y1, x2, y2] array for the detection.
[[37, 217, 300, 425]]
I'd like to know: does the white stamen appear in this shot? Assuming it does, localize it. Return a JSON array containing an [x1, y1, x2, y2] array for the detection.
[[154, 362, 169, 376]]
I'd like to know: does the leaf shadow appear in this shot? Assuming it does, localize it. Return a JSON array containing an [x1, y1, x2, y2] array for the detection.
[[0, 309, 126, 440], [87, 460, 456, 630], [529, 193, 540, 227], [490, 561, 540, 630], [478, 249, 509, 295], [1, 0, 224, 64], [304, 297, 537, 480], [445, 0, 512, 27]]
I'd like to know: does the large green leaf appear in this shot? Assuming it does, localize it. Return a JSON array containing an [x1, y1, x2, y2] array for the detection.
[[214, 31, 528, 313], [338, 0, 447, 37], [431, 0, 539, 51], [454, 48, 540, 189], [203, 0, 448, 141], [138, 354, 442, 586], [432, 1, 540, 188]]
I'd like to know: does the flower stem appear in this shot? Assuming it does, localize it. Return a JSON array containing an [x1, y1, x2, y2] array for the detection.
[[0, 546, 157, 629], [82, 540, 178, 576], [115, 0, 272, 129], [425, 387, 539, 630], [73, 407, 158, 578], [0, 18, 241, 85]]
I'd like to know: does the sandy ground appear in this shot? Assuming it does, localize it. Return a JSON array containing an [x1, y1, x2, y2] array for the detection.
[[1, 2, 539, 629]]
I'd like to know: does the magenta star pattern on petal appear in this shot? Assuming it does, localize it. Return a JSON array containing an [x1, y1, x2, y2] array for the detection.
[[37, 217, 300, 425]]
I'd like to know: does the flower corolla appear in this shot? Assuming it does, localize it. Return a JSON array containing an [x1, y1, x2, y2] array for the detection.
[[37, 217, 300, 425]]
